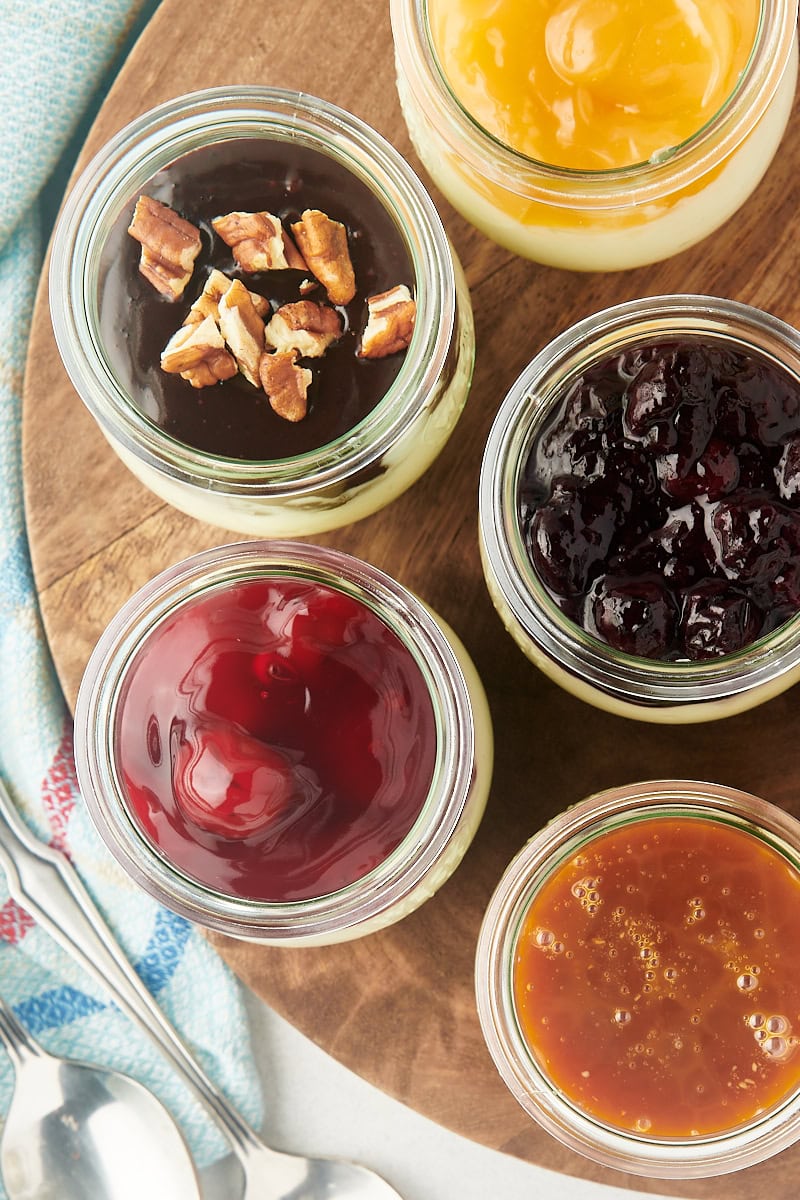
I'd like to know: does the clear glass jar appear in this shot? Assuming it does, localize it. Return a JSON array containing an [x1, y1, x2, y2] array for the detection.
[[476, 779, 800, 1177], [74, 540, 493, 945], [479, 295, 800, 724], [390, 0, 798, 271], [49, 87, 474, 537]]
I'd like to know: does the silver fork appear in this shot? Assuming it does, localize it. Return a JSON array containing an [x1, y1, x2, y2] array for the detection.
[[0, 776, 404, 1200]]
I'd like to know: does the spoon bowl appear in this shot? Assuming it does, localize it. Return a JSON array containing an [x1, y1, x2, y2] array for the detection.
[[0, 776, 405, 1200], [0, 997, 201, 1200]]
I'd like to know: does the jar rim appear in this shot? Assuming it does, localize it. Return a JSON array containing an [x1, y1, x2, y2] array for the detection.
[[391, 0, 798, 208], [74, 540, 478, 941], [49, 86, 457, 498], [478, 294, 800, 710], [475, 780, 800, 1176]]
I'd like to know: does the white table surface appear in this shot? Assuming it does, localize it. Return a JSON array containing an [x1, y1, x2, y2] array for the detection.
[[242, 986, 676, 1200]]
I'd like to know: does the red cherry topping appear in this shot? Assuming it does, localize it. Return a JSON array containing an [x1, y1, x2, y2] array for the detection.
[[117, 578, 438, 901], [173, 725, 297, 839]]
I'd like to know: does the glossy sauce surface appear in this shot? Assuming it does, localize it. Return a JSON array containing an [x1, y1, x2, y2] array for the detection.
[[513, 816, 800, 1137], [116, 577, 437, 901], [428, 0, 759, 170], [519, 340, 800, 660], [99, 139, 413, 460]]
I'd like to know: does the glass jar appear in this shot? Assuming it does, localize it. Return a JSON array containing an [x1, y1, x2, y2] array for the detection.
[[476, 780, 800, 1177], [49, 87, 474, 537], [478, 295, 800, 724], [390, 0, 798, 271], [74, 540, 493, 945]]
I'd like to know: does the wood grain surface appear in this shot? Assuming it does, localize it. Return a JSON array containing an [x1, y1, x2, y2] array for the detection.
[[22, 1, 800, 1194]]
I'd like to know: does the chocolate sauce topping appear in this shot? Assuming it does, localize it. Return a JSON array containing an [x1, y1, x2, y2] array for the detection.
[[99, 138, 414, 461]]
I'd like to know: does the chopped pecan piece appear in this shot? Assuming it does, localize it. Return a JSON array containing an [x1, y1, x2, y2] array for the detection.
[[264, 301, 342, 359], [259, 351, 312, 422], [358, 285, 417, 359], [128, 195, 201, 300], [290, 210, 356, 306], [217, 279, 267, 386], [160, 316, 237, 388], [185, 269, 269, 326], [211, 211, 307, 272]]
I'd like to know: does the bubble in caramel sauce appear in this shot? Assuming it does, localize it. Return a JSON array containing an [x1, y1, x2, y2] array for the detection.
[[614, 1008, 632, 1025], [571, 876, 602, 913], [534, 928, 555, 948], [737, 973, 759, 993]]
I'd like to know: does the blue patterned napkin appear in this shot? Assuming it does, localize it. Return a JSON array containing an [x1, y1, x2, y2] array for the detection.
[[0, 0, 263, 1183]]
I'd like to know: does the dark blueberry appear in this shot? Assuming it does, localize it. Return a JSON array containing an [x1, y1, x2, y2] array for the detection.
[[533, 379, 622, 485], [526, 478, 622, 597], [655, 436, 739, 503], [735, 359, 800, 446], [735, 441, 776, 492], [769, 560, 800, 627], [587, 575, 676, 659], [714, 383, 749, 442], [679, 581, 762, 660], [709, 494, 796, 582], [650, 503, 717, 587], [623, 354, 681, 446], [775, 434, 800, 503]]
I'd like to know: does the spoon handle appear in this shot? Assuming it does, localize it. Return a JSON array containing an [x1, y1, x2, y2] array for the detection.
[[0, 775, 258, 1153]]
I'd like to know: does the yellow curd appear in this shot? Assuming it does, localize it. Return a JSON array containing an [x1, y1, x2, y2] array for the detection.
[[428, 0, 761, 171]]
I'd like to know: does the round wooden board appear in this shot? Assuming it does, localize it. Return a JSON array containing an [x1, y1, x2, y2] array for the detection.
[[23, 1, 800, 1193]]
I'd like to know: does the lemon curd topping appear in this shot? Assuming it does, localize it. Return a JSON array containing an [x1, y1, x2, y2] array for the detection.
[[427, 0, 761, 171]]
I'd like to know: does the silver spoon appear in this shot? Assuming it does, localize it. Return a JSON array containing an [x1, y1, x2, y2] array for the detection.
[[0, 777, 404, 1200], [0, 993, 201, 1200]]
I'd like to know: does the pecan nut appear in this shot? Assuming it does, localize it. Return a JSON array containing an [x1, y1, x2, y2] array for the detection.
[[265, 301, 342, 359], [290, 210, 356, 306], [128, 195, 202, 300], [217, 279, 267, 386], [212, 211, 307, 273], [185, 269, 270, 326], [358, 284, 417, 359], [160, 316, 237, 388], [259, 351, 312, 422]]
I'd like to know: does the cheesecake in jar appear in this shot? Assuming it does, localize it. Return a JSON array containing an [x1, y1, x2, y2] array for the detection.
[[479, 295, 800, 722], [50, 88, 474, 537], [476, 781, 800, 1176], [390, 0, 798, 270], [74, 541, 493, 945]]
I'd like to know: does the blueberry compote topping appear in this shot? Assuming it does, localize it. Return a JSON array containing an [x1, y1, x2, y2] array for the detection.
[[99, 139, 414, 460], [116, 578, 437, 902], [519, 342, 800, 660]]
